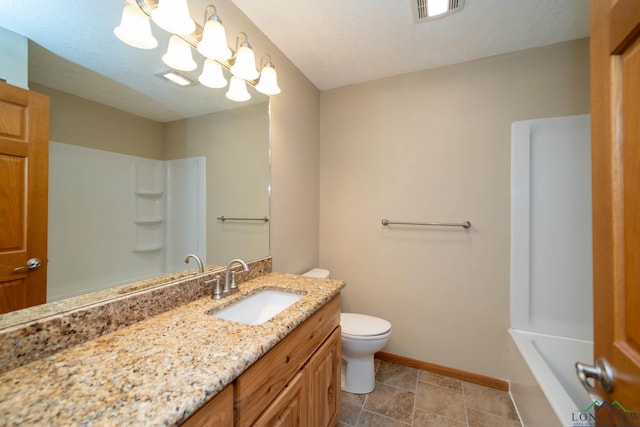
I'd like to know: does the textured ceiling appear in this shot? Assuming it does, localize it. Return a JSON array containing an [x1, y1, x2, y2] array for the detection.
[[231, 0, 590, 90], [0, 1, 589, 121]]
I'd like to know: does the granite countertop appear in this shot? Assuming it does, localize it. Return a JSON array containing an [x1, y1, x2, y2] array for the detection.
[[0, 263, 223, 330], [0, 273, 345, 426]]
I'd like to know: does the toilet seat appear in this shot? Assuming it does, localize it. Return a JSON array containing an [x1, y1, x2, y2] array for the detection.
[[341, 313, 391, 339]]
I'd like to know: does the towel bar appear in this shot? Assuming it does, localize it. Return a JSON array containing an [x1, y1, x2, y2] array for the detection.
[[217, 216, 270, 222], [381, 219, 471, 229]]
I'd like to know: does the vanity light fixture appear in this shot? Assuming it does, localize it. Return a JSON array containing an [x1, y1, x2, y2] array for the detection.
[[197, 5, 232, 61], [162, 35, 197, 71], [199, 59, 227, 88], [114, 0, 281, 100], [226, 76, 251, 102], [229, 32, 259, 80], [114, 5, 158, 49], [151, 0, 195, 35], [255, 54, 281, 96]]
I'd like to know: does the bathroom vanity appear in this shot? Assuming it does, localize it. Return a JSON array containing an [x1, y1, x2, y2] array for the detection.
[[184, 296, 340, 426], [0, 271, 344, 426]]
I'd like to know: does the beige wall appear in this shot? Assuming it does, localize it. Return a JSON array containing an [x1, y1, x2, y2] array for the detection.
[[268, 63, 321, 274], [319, 39, 590, 379], [164, 103, 270, 263], [206, 0, 322, 274], [32, 83, 164, 159]]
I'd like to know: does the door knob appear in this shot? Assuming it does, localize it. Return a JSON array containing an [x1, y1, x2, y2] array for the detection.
[[576, 358, 614, 400], [14, 258, 42, 271]]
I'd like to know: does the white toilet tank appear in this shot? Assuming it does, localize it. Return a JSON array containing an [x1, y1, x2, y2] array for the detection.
[[302, 268, 330, 279]]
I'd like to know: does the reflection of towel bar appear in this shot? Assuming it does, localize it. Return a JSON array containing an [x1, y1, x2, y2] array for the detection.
[[381, 219, 471, 229], [217, 216, 270, 222]]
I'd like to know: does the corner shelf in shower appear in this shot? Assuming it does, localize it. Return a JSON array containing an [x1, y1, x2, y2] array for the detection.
[[132, 244, 164, 253], [133, 160, 166, 255], [133, 218, 164, 225], [134, 191, 164, 198]]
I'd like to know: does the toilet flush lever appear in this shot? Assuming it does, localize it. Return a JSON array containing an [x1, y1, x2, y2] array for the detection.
[[14, 258, 42, 271]]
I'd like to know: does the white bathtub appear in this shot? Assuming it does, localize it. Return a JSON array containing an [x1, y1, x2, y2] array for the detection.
[[509, 116, 594, 427], [509, 330, 593, 427]]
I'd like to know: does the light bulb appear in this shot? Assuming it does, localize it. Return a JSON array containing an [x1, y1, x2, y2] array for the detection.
[[226, 76, 251, 102], [230, 44, 259, 80], [255, 64, 281, 95], [199, 59, 227, 88], [114, 5, 157, 49], [151, 0, 195, 35], [162, 35, 196, 71], [198, 19, 231, 61]]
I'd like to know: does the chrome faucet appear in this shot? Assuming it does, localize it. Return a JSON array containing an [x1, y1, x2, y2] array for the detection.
[[184, 253, 204, 274], [224, 259, 249, 294]]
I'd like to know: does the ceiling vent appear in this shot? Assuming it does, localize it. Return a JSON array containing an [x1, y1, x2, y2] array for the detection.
[[412, 0, 465, 23]]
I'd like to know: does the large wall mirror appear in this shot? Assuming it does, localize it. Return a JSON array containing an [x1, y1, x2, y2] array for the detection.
[[0, 0, 270, 323]]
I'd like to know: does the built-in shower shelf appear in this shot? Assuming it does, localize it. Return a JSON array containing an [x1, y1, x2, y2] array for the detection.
[[135, 191, 164, 198], [134, 218, 164, 225], [132, 244, 163, 253]]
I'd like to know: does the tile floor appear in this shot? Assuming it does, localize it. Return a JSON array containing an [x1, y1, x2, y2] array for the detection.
[[339, 359, 522, 427]]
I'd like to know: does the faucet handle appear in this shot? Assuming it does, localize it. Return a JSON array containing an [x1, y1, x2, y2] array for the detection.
[[230, 271, 238, 291], [208, 275, 223, 299]]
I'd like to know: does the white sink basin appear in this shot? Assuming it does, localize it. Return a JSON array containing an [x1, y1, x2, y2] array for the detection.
[[211, 290, 303, 325]]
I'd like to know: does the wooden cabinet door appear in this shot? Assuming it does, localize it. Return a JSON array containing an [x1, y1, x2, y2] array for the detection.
[[590, 0, 640, 412], [307, 327, 341, 427], [252, 371, 308, 427], [235, 296, 340, 427], [180, 384, 233, 427], [0, 82, 49, 314]]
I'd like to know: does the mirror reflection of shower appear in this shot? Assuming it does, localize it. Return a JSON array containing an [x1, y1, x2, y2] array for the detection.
[[48, 142, 206, 302]]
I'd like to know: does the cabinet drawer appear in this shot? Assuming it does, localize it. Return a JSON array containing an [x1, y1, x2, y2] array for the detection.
[[235, 295, 340, 427]]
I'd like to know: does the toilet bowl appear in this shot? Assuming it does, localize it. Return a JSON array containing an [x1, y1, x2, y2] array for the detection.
[[340, 313, 391, 393], [302, 268, 392, 394]]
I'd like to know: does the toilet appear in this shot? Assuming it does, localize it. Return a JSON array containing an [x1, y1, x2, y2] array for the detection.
[[302, 268, 392, 394]]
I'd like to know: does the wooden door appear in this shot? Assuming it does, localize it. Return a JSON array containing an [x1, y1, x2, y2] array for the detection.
[[0, 81, 49, 314], [307, 328, 341, 427], [590, 0, 640, 415]]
